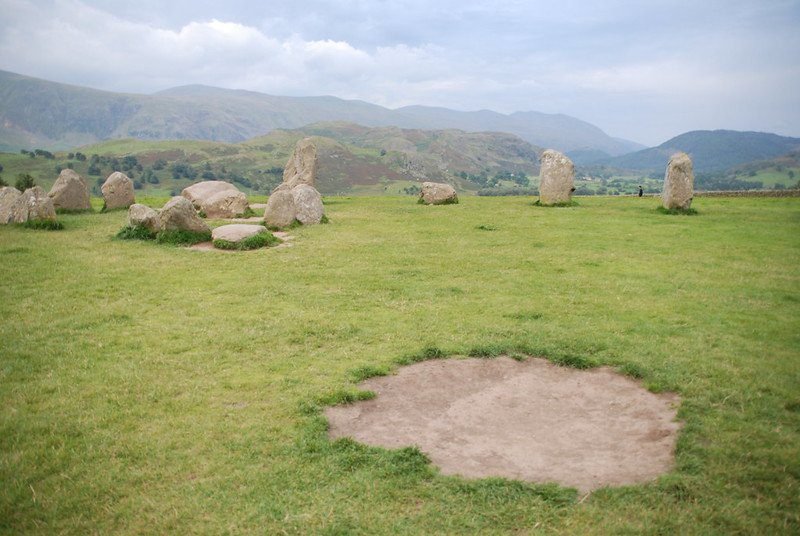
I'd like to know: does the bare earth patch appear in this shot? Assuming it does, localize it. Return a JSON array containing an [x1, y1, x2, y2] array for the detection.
[[326, 356, 681, 493]]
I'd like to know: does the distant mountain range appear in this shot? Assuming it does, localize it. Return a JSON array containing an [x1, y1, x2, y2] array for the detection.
[[0, 69, 642, 155], [571, 130, 800, 173]]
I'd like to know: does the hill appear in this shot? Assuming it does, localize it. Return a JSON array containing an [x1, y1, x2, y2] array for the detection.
[[0, 69, 639, 155], [602, 130, 800, 172], [0, 122, 542, 196]]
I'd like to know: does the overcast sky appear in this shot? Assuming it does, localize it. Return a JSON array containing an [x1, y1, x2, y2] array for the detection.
[[1, 0, 798, 146]]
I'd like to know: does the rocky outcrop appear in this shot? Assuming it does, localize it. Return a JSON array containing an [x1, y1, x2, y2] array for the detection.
[[662, 152, 694, 210], [275, 137, 318, 191], [11, 186, 57, 223], [212, 224, 268, 243], [419, 182, 459, 205], [264, 139, 325, 227], [538, 150, 575, 205], [158, 196, 210, 234], [49, 169, 91, 211], [181, 181, 240, 209], [0, 187, 21, 224], [200, 190, 249, 218], [101, 172, 135, 210], [127, 204, 161, 234]]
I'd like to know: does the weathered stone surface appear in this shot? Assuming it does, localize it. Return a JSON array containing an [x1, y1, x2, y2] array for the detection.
[[263, 189, 297, 228], [277, 138, 318, 191], [419, 182, 458, 205], [291, 184, 324, 224], [158, 196, 210, 234], [538, 149, 575, 205], [662, 152, 694, 210], [200, 190, 249, 218], [212, 224, 267, 243], [181, 181, 239, 209], [101, 172, 135, 210], [49, 169, 91, 210], [0, 187, 22, 224], [11, 186, 57, 223], [127, 203, 161, 233]]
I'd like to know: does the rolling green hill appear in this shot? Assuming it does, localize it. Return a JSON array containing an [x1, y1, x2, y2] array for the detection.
[[0, 122, 542, 196], [0, 69, 639, 155], [602, 130, 800, 172]]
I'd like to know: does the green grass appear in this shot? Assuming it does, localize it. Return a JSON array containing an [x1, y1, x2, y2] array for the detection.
[[657, 206, 700, 216], [19, 219, 64, 230], [534, 199, 580, 207], [1, 196, 799, 534], [213, 232, 282, 251]]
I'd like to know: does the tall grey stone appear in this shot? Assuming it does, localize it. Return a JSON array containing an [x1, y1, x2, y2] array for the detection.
[[538, 150, 575, 205], [49, 169, 91, 211], [263, 139, 326, 227], [101, 172, 135, 210], [419, 182, 458, 205], [662, 152, 694, 210], [275, 138, 318, 192], [11, 186, 57, 223], [0, 187, 21, 224]]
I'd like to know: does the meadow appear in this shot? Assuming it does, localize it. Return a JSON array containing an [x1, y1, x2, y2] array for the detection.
[[1, 195, 798, 534]]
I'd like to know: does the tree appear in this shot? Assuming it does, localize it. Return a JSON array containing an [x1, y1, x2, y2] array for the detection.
[[0, 176, 7, 187], [15, 173, 35, 192], [0, 163, 3, 173]]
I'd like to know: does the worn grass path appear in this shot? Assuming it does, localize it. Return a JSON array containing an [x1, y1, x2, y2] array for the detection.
[[1, 196, 798, 534]]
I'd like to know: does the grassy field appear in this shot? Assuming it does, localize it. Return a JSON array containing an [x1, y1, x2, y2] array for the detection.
[[1, 196, 798, 534]]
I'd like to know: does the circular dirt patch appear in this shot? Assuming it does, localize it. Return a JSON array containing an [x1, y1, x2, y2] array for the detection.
[[325, 356, 681, 493]]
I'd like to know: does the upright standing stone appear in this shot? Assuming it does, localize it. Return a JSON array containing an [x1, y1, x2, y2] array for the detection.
[[538, 150, 575, 205], [102, 172, 135, 210], [662, 152, 694, 210], [277, 137, 318, 191], [0, 187, 22, 224], [11, 186, 57, 223], [48, 169, 91, 211], [419, 182, 459, 205], [264, 138, 326, 227]]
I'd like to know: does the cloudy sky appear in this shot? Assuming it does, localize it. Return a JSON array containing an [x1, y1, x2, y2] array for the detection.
[[1, 0, 798, 146]]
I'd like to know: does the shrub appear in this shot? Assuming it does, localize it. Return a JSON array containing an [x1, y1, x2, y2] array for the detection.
[[533, 199, 579, 207], [22, 219, 64, 230], [657, 206, 699, 216], [116, 225, 156, 240], [15, 173, 35, 192], [213, 232, 281, 251]]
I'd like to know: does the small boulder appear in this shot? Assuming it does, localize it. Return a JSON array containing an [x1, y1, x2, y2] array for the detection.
[[181, 181, 239, 209], [0, 187, 22, 224], [49, 169, 91, 211], [263, 189, 297, 228], [291, 184, 324, 225], [538, 150, 575, 205], [662, 152, 694, 210], [212, 224, 268, 243], [158, 196, 210, 234], [277, 137, 318, 191], [11, 186, 57, 224], [127, 204, 161, 234], [101, 172, 135, 210], [200, 190, 249, 218], [419, 182, 458, 205]]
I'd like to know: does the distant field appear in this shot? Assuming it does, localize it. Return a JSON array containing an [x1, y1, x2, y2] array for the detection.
[[1, 196, 798, 534]]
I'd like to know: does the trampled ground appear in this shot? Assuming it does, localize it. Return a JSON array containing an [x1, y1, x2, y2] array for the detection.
[[1, 196, 798, 534]]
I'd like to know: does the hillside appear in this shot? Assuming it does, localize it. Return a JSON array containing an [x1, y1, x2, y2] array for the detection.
[[0, 122, 542, 196], [602, 130, 800, 172], [0, 69, 638, 155]]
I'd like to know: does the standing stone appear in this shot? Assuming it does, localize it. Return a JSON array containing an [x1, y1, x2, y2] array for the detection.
[[11, 186, 57, 223], [263, 189, 297, 228], [49, 169, 91, 211], [538, 150, 575, 205], [158, 196, 210, 234], [102, 172, 135, 210], [662, 152, 694, 210], [291, 184, 324, 224], [200, 190, 249, 218], [419, 182, 458, 205], [182, 181, 240, 209], [0, 187, 22, 224], [277, 137, 318, 191], [127, 203, 161, 234]]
